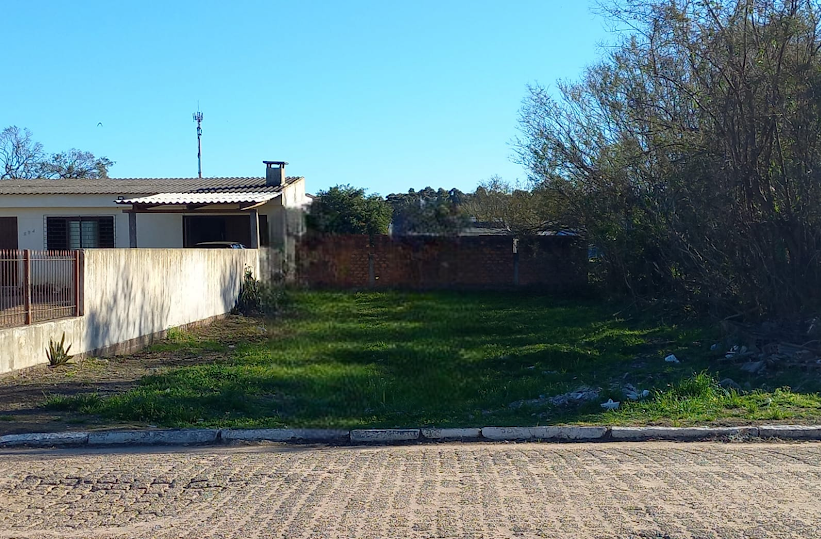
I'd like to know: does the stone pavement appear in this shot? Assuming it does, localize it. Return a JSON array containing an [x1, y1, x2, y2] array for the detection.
[[0, 442, 819, 538]]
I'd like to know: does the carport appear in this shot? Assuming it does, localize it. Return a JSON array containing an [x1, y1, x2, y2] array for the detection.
[[116, 192, 281, 249]]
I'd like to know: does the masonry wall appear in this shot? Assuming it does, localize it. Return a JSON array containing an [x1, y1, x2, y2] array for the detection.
[[0, 248, 259, 374], [297, 234, 587, 290], [517, 237, 588, 287]]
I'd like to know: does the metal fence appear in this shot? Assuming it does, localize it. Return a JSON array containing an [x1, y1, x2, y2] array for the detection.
[[0, 250, 82, 328]]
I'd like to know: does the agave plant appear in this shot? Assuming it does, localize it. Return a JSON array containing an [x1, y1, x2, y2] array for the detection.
[[46, 332, 72, 367]]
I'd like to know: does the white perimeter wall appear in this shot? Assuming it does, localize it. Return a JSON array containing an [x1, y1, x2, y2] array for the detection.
[[0, 248, 260, 374]]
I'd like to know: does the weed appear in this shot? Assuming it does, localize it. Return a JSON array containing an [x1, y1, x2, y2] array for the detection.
[[46, 333, 72, 367], [166, 327, 187, 342], [233, 267, 290, 317], [43, 393, 102, 414], [233, 267, 261, 315]]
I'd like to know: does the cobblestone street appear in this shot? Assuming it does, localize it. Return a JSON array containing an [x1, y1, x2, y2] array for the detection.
[[1, 441, 819, 538]]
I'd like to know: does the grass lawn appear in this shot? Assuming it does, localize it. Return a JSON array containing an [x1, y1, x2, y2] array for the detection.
[[44, 290, 821, 429]]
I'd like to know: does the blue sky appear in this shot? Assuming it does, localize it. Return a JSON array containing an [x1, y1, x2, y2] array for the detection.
[[1, 1, 611, 195]]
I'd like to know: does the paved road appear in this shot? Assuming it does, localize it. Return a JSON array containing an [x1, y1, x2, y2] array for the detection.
[[0, 441, 819, 539]]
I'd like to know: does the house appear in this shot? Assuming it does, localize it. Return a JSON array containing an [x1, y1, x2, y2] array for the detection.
[[0, 161, 308, 255]]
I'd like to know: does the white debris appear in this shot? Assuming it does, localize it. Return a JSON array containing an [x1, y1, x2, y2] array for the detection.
[[509, 386, 600, 409], [664, 354, 680, 363], [740, 360, 765, 374], [600, 399, 620, 410], [548, 386, 600, 406], [725, 345, 748, 359], [624, 387, 651, 401]]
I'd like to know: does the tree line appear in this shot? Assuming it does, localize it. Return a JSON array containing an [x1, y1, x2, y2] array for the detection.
[[0, 126, 114, 179], [307, 180, 550, 238]]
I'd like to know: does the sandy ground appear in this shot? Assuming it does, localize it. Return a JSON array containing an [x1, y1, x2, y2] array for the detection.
[[0, 441, 819, 538]]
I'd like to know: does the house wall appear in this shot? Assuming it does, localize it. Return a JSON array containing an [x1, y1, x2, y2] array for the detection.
[[0, 194, 292, 250], [137, 214, 183, 247], [0, 195, 132, 249], [0, 176, 310, 251], [0, 248, 259, 374], [268, 179, 309, 276]]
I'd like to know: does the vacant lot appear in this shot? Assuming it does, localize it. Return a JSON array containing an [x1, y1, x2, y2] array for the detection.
[[2, 291, 820, 434]]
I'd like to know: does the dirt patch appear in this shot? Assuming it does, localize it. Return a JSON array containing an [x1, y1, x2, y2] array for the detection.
[[0, 315, 267, 435]]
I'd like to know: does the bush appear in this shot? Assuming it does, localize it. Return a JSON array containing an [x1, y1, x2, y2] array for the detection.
[[517, 1, 821, 316], [233, 267, 289, 317]]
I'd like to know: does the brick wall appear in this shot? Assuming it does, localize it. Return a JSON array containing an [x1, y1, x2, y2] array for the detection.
[[297, 234, 587, 291], [517, 236, 588, 287]]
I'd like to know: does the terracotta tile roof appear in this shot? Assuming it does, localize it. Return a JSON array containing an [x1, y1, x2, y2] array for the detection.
[[0, 176, 303, 195]]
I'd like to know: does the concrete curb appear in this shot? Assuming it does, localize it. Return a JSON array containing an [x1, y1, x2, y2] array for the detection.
[[221, 428, 350, 442], [2, 425, 821, 448], [350, 429, 420, 443], [482, 426, 608, 441], [87, 429, 219, 446], [0, 431, 89, 447], [421, 428, 482, 440], [610, 426, 759, 441], [758, 425, 821, 439]]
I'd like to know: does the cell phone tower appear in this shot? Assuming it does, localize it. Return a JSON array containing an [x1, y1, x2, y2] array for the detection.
[[192, 109, 204, 178]]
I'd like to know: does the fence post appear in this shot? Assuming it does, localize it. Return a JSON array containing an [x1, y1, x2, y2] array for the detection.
[[513, 239, 520, 286], [77, 250, 85, 316], [74, 250, 81, 316], [23, 250, 32, 325]]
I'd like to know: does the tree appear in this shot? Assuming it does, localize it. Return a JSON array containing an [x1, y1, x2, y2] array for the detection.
[[386, 187, 470, 236], [517, 0, 821, 316], [307, 184, 393, 235], [0, 126, 43, 179], [0, 125, 114, 179], [40, 149, 114, 179], [462, 176, 567, 236]]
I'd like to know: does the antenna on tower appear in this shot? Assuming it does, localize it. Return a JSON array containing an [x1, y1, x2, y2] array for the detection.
[[192, 107, 204, 178]]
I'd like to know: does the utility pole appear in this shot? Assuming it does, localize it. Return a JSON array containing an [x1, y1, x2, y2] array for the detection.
[[192, 110, 204, 178]]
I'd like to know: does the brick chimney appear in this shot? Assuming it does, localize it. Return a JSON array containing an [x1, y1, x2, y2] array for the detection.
[[263, 160, 288, 186]]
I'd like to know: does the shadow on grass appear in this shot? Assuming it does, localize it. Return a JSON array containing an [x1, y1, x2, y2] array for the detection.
[[41, 290, 821, 429]]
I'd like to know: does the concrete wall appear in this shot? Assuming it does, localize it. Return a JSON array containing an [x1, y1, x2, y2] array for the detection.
[[0, 248, 259, 374], [268, 180, 309, 276]]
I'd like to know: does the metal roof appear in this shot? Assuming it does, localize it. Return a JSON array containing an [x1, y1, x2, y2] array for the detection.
[[116, 192, 281, 205], [0, 176, 303, 195]]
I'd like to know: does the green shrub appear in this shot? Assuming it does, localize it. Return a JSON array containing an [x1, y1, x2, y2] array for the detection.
[[233, 267, 289, 317]]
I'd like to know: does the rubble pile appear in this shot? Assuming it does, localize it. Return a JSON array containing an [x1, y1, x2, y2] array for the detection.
[[715, 318, 821, 374]]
